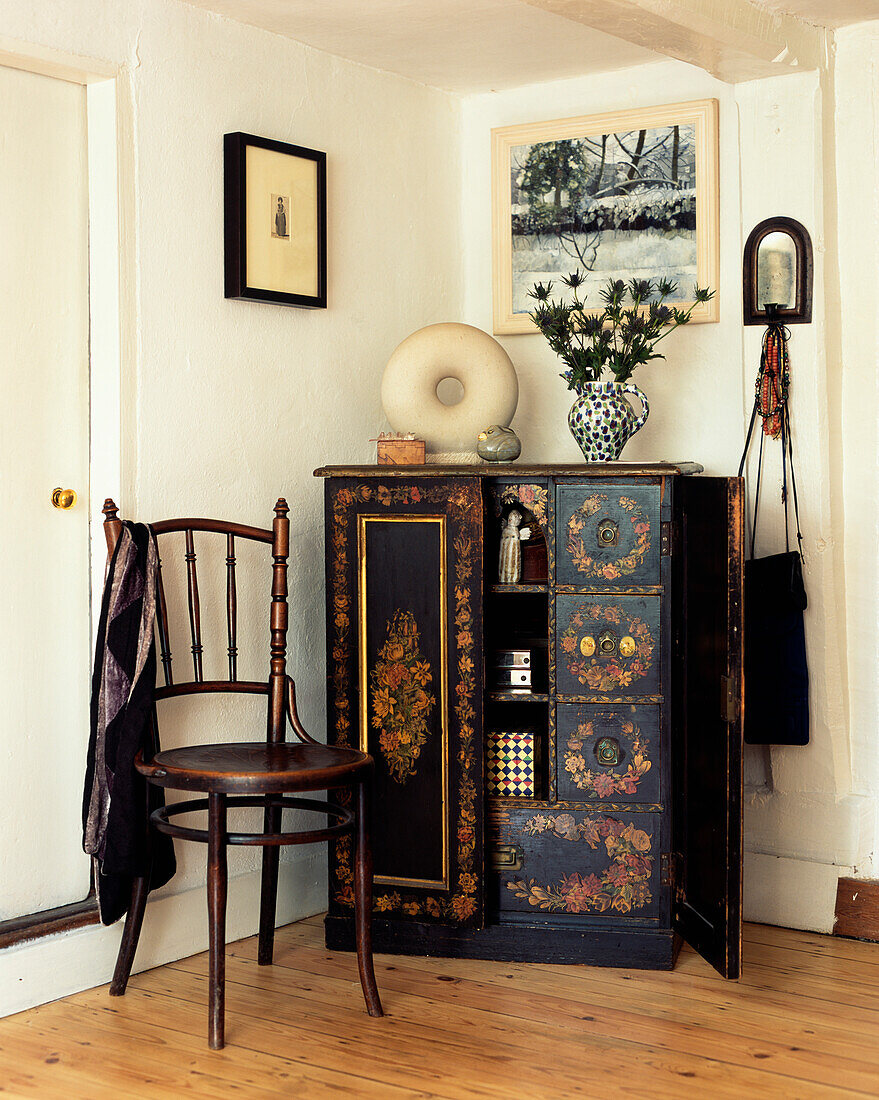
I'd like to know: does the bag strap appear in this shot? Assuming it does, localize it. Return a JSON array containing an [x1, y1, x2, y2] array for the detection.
[[738, 322, 804, 562]]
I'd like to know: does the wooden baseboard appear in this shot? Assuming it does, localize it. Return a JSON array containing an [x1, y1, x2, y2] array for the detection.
[[834, 877, 879, 942]]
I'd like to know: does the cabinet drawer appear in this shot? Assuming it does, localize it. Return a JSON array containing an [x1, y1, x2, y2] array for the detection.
[[556, 484, 660, 587], [491, 806, 661, 919], [555, 593, 661, 696], [557, 704, 660, 805]]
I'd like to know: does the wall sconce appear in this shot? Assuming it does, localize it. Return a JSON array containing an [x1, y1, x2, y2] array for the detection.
[[743, 216, 813, 326]]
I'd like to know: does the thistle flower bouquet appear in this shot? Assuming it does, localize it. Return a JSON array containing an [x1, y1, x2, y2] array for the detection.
[[528, 273, 715, 390]]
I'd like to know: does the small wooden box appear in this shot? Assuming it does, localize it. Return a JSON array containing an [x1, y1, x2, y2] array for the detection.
[[376, 438, 426, 465]]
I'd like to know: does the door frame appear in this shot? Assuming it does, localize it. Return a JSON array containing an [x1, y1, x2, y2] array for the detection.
[[0, 37, 131, 947]]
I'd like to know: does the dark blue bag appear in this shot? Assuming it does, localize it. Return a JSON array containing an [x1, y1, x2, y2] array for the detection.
[[738, 403, 810, 746]]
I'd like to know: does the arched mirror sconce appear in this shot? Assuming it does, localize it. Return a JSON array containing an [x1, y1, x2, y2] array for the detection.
[[743, 216, 813, 325]]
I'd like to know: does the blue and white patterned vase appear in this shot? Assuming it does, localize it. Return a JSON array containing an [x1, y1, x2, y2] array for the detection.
[[567, 380, 650, 461]]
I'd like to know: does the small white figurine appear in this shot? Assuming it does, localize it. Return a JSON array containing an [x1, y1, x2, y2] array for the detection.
[[499, 509, 523, 584]]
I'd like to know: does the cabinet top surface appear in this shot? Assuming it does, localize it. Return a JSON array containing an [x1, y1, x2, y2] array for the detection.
[[315, 462, 703, 479]]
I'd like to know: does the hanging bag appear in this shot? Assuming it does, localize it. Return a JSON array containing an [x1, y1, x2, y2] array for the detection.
[[738, 363, 810, 746]]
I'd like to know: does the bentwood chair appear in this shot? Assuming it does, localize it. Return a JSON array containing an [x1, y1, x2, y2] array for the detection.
[[102, 498, 382, 1049]]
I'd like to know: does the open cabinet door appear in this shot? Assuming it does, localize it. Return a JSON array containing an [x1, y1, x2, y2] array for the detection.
[[674, 476, 744, 978]]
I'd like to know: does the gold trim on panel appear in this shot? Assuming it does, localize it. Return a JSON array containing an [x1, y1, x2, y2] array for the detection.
[[358, 514, 449, 890]]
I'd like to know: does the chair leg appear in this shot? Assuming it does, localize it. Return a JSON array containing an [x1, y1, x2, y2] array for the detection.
[[207, 792, 228, 1050], [354, 781, 383, 1017], [258, 798, 282, 966], [109, 871, 150, 996]]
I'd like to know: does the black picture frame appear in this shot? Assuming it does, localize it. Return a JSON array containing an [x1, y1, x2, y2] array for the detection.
[[224, 131, 327, 308], [743, 215, 812, 325]]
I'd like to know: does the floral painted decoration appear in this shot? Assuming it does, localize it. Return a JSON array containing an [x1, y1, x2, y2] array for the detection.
[[370, 609, 435, 783], [566, 494, 651, 581], [496, 484, 548, 527], [563, 720, 651, 796], [507, 813, 653, 914], [560, 602, 655, 691]]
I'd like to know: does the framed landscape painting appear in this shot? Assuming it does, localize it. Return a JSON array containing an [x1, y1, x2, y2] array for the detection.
[[491, 99, 719, 335]]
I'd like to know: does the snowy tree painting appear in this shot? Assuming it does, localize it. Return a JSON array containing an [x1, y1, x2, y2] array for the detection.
[[509, 124, 698, 315]]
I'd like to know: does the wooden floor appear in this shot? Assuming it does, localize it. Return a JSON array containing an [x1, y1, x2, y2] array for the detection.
[[0, 919, 877, 1099]]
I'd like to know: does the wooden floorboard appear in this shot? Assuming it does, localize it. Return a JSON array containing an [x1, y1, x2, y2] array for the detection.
[[0, 920, 877, 1099]]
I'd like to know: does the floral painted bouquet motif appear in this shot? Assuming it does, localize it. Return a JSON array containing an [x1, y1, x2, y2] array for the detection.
[[370, 608, 435, 783], [566, 494, 651, 581], [507, 813, 653, 914], [560, 603, 655, 691], [563, 719, 651, 796]]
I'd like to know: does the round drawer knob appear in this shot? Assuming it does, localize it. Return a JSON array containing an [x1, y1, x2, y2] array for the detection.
[[580, 635, 596, 657], [596, 737, 621, 767], [619, 635, 636, 658]]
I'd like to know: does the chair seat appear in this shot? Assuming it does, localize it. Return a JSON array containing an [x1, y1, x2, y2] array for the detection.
[[138, 741, 372, 794]]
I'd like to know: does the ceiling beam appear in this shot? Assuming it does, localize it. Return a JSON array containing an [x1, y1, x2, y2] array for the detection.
[[520, 0, 826, 82]]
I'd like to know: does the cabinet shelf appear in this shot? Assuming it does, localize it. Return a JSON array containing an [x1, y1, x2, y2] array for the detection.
[[490, 583, 548, 594], [486, 691, 550, 703]]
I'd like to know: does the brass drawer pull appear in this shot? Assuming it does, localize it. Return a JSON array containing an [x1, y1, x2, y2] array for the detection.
[[599, 629, 617, 655], [595, 737, 621, 767], [597, 518, 618, 546], [491, 844, 524, 871]]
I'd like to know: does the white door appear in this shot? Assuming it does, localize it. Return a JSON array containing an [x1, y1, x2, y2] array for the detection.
[[0, 64, 91, 919]]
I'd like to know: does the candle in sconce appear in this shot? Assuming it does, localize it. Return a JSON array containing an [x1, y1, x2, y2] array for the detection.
[[757, 231, 797, 310]]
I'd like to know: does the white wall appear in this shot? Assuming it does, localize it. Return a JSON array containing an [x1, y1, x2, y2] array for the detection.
[[834, 22, 879, 880], [459, 50, 878, 931], [0, 0, 463, 1016]]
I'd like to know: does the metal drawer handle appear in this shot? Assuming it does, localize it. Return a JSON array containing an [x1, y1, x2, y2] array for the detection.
[[580, 635, 596, 657], [595, 737, 621, 767], [597, 518, 618, 546], [491, 844, 524, 871], [598, 629, 617, 655]]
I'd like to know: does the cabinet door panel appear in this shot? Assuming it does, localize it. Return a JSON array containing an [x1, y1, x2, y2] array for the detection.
[[557, 704, 661, 805], [556, 484, 660, 587], [325, 478, 484, 926], [491, 806, 661, 920], [674, 476, 744, 978], [556, 593, 661, 697]]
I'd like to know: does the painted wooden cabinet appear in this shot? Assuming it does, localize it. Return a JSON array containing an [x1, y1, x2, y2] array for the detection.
[[316, 464, 744, 977]]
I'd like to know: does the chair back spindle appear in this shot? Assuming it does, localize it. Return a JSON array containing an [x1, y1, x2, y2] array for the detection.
[[267, 499, 290, 743], [226, 533, 238, 682], [184, 530, 204, 682], [155, 555, 174, 687]]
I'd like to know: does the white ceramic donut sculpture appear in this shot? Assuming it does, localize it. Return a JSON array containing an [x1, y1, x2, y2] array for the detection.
[[381, 323, 519, 461]]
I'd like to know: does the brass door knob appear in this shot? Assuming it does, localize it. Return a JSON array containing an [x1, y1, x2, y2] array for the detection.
[[52, 487, 78, 510]]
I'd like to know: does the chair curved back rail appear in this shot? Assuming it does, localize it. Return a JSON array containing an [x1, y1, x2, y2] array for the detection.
[[99, 498, 382, 1048]]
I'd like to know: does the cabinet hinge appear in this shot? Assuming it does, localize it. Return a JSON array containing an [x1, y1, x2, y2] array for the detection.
[[660, 521, 676, 556], [721, 675, 738, 723]]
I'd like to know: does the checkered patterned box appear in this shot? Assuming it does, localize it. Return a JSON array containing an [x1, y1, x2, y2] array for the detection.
[[485, 730, 538, 797]]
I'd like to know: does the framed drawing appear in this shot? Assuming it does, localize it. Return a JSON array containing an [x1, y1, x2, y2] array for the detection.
[[491, 99, 719, 335], [224, 132, 327, 308]]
